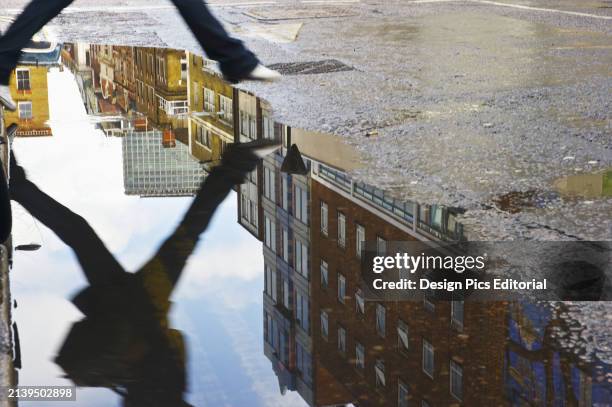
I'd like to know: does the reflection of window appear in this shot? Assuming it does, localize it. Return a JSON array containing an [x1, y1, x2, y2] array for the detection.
[[450, 360, 463, 401], [376, 304, 385, 337], [281, 228, 289, 263], [281, 177, 289, 210], [219, 95, 233, 122], [355, 342, 365, 370], [265, 312, 274, 345], [265, 265, 277, 302], [18, 102, 32, 120], [282, 278, 291, 310], [337, 326, 346, 354], [196, 125, 211, 148], [356, 224, 365, 258], [240, 110, 256, 139], [320, 260, 328, 288], [375, 359, 385, 388], [296, 292, 309, 333], [397, 320, 409, 353], [263, 114, 274, 139], [355, 289, 365, 314], [320, 311, 329, 339], [16, 69, 30, 91], [294, 185, 308, 224], [338, 274, 346, 303], [264, 167, 275, 202], [264, 216, 276, 253], [279, 330, 288, 364], [377, 236, 387, 256], [320, 201, 328, 236], [204, 87, 215, 112], [294, 239, 308, 278], [431, 205, 443, 230], [451, 301, 464, 331], [422, 339, 434, 378], [338, 212, 346, 248], [296, 342, 312, 386], [398, 380, 409, 407]]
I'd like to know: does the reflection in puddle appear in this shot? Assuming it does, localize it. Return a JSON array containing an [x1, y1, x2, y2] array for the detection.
[[554, 169, 612, 199], [2, 42, 610, 406]]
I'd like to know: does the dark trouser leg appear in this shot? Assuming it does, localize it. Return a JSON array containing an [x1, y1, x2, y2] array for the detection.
[[10, 178, 125, 286], [0, 162, 10, 243], [0, 0, 74, 85], [170, 0, 259, 80]]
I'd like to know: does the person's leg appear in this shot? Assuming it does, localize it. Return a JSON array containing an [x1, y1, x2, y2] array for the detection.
[[0, 0, 74, 85], [170, 0, 265, 81], [0, 156, 10, 244], [9, 154, 125, 285]]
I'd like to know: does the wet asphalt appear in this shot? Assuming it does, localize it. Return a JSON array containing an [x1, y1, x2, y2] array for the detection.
[[1, 0, 611, 240]]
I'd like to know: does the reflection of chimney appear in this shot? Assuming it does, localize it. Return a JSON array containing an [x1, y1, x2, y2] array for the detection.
[[162, 129, 176, 148], [134, 117, 148, 132]]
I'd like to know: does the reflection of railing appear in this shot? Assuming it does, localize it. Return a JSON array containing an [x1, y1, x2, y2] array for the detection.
[[158, 97, 188, 116], [318, 165, 351, 191], [316, 162, 464, 241], [353, 182, 414, 224]]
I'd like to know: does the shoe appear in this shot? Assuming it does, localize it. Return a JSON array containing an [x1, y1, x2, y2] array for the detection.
[[0, 85, 16, 111], [225, 64, 282, 84]]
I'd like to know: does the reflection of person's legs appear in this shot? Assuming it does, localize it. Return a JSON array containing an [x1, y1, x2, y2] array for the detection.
[[0, 0, 74, 85], [0, 157, 10, 243], [170, 0, 259, 81], [9, 155, 124, 285]]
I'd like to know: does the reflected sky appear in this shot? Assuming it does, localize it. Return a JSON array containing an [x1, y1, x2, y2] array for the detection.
[[10, 68, 307, 407]]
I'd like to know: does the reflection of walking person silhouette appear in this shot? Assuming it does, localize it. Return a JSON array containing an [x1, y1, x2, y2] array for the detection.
[[8, 142, 266, 407]]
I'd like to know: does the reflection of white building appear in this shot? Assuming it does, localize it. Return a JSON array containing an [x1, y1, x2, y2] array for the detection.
[[122, 130, 205, 197]]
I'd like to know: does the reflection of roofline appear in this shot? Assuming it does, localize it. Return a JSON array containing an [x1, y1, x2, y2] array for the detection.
[[19, 44, 62, 66]]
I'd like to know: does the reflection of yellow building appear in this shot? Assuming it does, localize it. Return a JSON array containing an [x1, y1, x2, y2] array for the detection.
[[554, 170, 612, 198], [187, 53, 236, 166], [134, 47, 188, 133], [5, 65, 52, 137]]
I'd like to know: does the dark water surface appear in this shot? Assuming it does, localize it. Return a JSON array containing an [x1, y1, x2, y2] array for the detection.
[[6, 44, 611, 406]]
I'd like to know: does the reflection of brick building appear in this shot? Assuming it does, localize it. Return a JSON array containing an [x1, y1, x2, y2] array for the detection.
[[134, 47, 188, 132], [113, 46, 136, 113], [310, 175, 509, 406]]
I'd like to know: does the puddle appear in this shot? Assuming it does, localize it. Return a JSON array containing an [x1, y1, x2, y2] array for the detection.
[[2, 43, 611, 406], [554, 169, 612, 198]]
